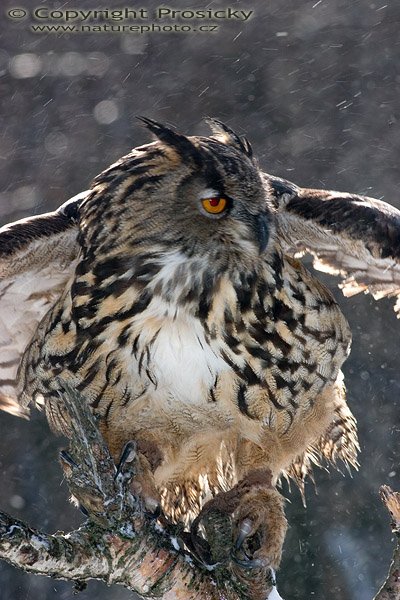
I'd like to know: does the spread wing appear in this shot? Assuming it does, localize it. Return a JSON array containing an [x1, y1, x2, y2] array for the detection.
[[265, 174, 400, 315], [0, 191, 88, 417]]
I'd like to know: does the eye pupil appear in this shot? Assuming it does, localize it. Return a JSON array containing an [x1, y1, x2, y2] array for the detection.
[[201, 196, 228, 215]]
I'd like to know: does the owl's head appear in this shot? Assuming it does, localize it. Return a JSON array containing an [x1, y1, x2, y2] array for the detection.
[[79, 119, 272, 296]]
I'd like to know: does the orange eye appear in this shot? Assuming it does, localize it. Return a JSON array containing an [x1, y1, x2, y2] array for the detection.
[[201, 197, 228, 215]]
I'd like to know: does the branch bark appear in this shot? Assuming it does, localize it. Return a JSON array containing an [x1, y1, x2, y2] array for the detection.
[[0, 383, 278, 599], [1, 383, 399, 599], [373, 485, 400, 600]]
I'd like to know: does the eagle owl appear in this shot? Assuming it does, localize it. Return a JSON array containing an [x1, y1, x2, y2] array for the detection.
[[1, 118, 399, 594]]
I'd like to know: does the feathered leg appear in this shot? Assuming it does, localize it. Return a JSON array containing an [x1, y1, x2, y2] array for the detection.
[[190, 448, 287, 584]]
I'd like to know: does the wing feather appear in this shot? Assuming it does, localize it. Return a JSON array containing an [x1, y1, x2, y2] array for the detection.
[[0, 191, 89, 416], [266, 175, 400, 314]]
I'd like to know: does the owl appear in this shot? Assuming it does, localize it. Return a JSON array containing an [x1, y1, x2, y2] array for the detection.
[[0, 118, 399, 595]]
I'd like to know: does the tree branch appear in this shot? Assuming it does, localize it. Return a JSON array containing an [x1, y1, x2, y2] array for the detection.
[[373, 485, 400, 600], [0, 384, 278, 599]]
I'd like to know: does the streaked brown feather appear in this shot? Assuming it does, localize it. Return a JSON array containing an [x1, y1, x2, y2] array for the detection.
[[267, 175, 400, 315], [1, 121, 399, 578], [0, 192, 88, 415]]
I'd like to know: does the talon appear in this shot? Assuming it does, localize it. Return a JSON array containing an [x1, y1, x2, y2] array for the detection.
[[115, 441, 136, 479], [78, 504, 89, 517], [235, 518, 253, 550], [233, 556, 268, 570], [144, 503, 161, 520], [179, 530, 217, 568], [59, 450, 77, 467]]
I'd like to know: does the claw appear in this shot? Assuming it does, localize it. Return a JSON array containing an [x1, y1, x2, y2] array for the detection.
[[235, 518, 253, 550], [59, 449, 77, 467], [180, 530, 218, 569], [143, 503, 161, 520], [232, 556, 268, 570], [115, 441, 136, 480], [233, 517, 272, 570], [78, 504, 89, 517]]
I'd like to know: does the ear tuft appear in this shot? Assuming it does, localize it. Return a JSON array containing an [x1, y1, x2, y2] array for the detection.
[[241, 136, 253, 158], [205, 117, 253, 158], [136, 116, 176, 142], [136, 116, 203, 165]]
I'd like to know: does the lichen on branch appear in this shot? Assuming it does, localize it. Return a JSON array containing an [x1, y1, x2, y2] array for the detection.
[[0, 383, 277, 600]]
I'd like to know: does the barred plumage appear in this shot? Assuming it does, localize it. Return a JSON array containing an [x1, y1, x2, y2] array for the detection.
[[1, 118, 399, 595]]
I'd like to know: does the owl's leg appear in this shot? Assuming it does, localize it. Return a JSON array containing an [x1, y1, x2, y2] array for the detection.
[[129, 439, 164, 515], [233, 440, 287, 569], [231, 471, 286, 570], [103, 427, 163, 517], [190, 466, 286, 572]]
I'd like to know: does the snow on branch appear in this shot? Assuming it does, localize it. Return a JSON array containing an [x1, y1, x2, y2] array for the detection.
[[0, 383, 278, 600]]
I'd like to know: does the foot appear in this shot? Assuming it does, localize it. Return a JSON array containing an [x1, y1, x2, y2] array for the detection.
[[189, 469, 287, 572], [115, 441, 161, 517], [232, 487, 287, 570]]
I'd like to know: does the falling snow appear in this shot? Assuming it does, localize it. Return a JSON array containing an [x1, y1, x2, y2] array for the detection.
[[0, 1, 399, 599]]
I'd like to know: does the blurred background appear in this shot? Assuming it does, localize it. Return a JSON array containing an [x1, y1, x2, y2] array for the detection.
[[0, 0, 399, 598]]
